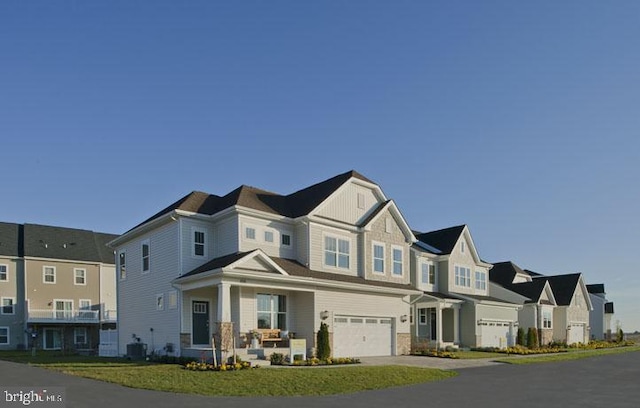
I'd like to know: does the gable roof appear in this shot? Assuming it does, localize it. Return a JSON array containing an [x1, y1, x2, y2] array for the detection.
[[489, 261, 526, 286], [507, 279, 550, 304], [414, 225, 466, 255], [533, 273, 582, 306], [586, 284, 605, 294], [0, 222, 22, 257], [23, 224, 118, 264]]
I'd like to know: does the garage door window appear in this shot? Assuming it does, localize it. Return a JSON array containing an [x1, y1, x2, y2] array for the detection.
[[257, 294, 287, 330]]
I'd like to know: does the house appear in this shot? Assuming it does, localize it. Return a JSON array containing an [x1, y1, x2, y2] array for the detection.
[[109, 171, 421, 359], [411, 226, 520, 349], [586, 284, 614, 340], [489, 261, 557, 345], [0, 222, 117, 351], [527, 270, 592, 344]]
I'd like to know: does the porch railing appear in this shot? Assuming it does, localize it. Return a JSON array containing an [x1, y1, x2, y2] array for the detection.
[[27, 309, 99, 323], [102, 309, 117, 322]]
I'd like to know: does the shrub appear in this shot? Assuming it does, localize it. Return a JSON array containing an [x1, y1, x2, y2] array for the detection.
[[316, 322, 331, 360], [527, 327, 539, 349], [617, 328, 625, 343], [516, 327, 526, 346], [269, 352, 286, 365]]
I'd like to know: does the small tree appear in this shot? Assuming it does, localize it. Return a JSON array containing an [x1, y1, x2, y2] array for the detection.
[[316, 322, 331, 360], [516, 327, 526, 346], [617, 327, 625, 343], [527, 327, 539, 349]]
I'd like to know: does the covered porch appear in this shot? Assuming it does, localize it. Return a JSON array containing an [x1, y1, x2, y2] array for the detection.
[[412, 293, 462, 349]]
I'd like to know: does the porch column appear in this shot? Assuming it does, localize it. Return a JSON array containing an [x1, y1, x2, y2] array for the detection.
[[453, 305, 460, 344], [217, 282, 231, 322], [436, 304, 443, 349]]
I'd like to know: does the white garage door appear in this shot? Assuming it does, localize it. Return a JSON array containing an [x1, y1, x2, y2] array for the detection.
[[568, 324, 585, 344], [333, 316, 393, 357], [479, 322, 511, 348]]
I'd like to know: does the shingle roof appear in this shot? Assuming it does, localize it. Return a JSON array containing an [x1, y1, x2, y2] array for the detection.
[[23, 224, 118, 264], [357, 200, 391, 227], [179, 251, 415, 292], [586, 284, 605, 294], [0, 222, 22, 257], [132, 170, 375, 231], [421, 291, 464, 300], [489, 261, 523, 286], [414, 225, 466, 255], [457, 293, 520, 304], [533, 273, 582, 306]]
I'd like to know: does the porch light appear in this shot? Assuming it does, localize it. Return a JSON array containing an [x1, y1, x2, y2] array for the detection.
[[320, 310, 330, 320], [400, 315, 408, 323]]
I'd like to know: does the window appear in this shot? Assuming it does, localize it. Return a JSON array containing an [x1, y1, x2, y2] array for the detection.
[[74, 327, 87, 345], [392, 247, 403, 276], [55, 300, 73, 320], [421, 262, 436, 285], [119, 251, 126, 280], [264, 230, 274, 243], [79, 299, 92, 319], [324, 236, 350, 269], [373, 243, 385, 273], [257, 293, 286, 330], [418, 308, 427, 325], [281, 234, 291, 246], [461, 241, 465, 253], [0, 264, 7, 281], [421, 263, 429, 284], [455, 266, 471, 287], [168, 290, 178, 309], [0, 327, 8, 345], [43, 266, 56, 284], [74, 268, 86, 285], [475, 271, 486, 290], [245, 227, 256, 240], [142, 240, 150, 272], [543, 311, 552, 329], [357, 192, 365, 209], [429, 264, 436, 284], [193, 229, 206, 256], [156, 294, 164, 311], [1, 298, 14, 315]]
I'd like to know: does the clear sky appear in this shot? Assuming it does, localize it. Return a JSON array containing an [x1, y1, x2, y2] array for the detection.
[[2, 1, 639, 331]]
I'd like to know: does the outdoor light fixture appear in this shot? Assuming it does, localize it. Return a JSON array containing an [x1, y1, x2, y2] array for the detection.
[[400, 315, 408, 323], [320, 310, 329, 320]]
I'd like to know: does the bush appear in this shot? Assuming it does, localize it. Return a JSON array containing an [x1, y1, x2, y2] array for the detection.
[[270, 352, 286, 365], [516, 327, 526, 346], [527, 327, 539, 349], [316, 322, 331, 360], [617, 328, 625, 343]]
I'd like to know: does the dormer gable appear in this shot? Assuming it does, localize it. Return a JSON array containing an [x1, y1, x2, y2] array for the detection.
[[416, 225, 489, 267], [360, 200, 416, 243]]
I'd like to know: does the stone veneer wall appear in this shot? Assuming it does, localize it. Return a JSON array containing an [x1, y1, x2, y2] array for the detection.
[[180, 333, 190, 350], [540, 328, 553, 346], [396, 333, 411, 355]]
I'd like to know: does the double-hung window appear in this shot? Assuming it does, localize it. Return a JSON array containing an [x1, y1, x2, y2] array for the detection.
[[0, 264, 7, 281], [0, 327, 8, 345], [257, 293, 287, 330], [455, 266, 471, 287], [543, 311, 552, 329], [281, 234, 291, 246], [373, 243, 385, 273], [418, 308, 427, 325], [475, 271, 486, 290], [43, 266, 56, 284], [392, 247, 403, 276], [193, 229, 206, 256], [324, 236, 350, 269], [421, 262, 435, 285], [74, 327, 87, 345], [1, 298, 14, 315], [264, 230, 274, 243], [74, 268, 86, 285], [245, 227, 256, 240], [142, 240, 150, 273]]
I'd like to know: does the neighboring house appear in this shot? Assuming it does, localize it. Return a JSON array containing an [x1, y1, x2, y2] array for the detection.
[[0, 222, 117, 351], [489, 261, 557, 345], [527, 270, 592, 344], [109, 171, 420, 359], [411, 226, 520, 349], [586, 284, 614, 340]]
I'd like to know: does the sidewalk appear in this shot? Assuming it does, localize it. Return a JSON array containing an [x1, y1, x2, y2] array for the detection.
[[358, 355, 503, 369]]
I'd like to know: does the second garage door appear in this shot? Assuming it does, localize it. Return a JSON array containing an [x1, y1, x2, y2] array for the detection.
[[333, 316, 393, 357], [567, 323, 585, 344], [479, 321, 511, 348]]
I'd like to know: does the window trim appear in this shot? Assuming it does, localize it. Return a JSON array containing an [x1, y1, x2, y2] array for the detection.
[[74, 268, 87, 286], [245, 226, 256, 240], [168, 290, 178, 309], [281, 233, 291, 247], [43, 266, 56, 284], [118, 251, 126, 280], [0, 264, 8, 281], [142, 240, 150, 273], [391, 245, 404, 276], [156, 293, 164, 311], [0, 327, 9, 345], [543, 310, 553, 329], [475, 271, 487, 290], [372, 241, 385, 274], [1, 297, 15, 315], [192, 227, 207, 258], [454, 265, 471, 288], [256, 293, 287, 330], [323, 234, 351, 270], [264, 230, 274, 243], [54, 299, 73, 320], [74, 327, 88, 345], [418, 308, 427, 325]]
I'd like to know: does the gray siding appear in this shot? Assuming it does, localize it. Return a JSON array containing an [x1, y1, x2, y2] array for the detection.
[[308, 223, 358, 276], [364, 208, 411, 285], [295, 223, 308, 266], [215, 217, 238, 257], [316, 182, 381, 225]]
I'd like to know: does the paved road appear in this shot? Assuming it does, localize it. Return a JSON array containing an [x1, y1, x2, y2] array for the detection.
[[1, 352, 639, 408]]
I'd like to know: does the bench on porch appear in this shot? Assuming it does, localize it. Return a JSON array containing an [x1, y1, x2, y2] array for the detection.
[[257, 329, 282, 347]]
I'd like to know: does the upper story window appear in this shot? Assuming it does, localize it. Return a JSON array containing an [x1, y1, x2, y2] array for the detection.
[[454, 266, 471, 287], [475, 271, 486, 290], [193, 229, 206, 257], [1, 298, 14, 315], [142, 240, 150, 273], [281, 234, 291, 246], [264, 230, 274, 243], [392, 246, 403, 276], [324, 236, 350, 269], [543, 310, 552, 328], [74, 268, 86, 285], [421, 262, 436, 285], [119, 252, 126, 280], [460, 241, 465, 253], [0, 265, 7, 281], [43, 266, 56, 284], [245, 227, 256, 240], [373, 243, 385, 274]]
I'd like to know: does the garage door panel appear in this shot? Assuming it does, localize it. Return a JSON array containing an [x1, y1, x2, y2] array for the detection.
[[333, 316, 392, 357], [479, 322, 511, 348], [568, 324, 585, 344]]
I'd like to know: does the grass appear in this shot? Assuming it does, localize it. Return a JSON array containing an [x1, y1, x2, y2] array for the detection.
[[0, 351, 456, 396], [496, 345, 640, 365]]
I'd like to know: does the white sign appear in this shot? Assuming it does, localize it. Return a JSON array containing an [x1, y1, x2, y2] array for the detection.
[[289, 339, 307, 362]]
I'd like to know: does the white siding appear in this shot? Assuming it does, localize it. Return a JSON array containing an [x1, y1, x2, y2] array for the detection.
[[316, 182, 382, 225], [238, 215, 295, 259], [215, 217, 238, 257], [180, 218, 214, 275], [295, 223, 308, 266], [445, 233, 490, 297], [99, 264, 117, 320], [308, 223, 358, 276]]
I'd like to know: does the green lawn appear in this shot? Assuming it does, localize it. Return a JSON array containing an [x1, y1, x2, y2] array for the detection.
[[496, 345, 640, 365], [0, 352, 456, 396]]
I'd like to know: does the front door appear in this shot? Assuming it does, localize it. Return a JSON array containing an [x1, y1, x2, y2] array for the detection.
[[192, 301, 210, 345], [429, 309, 437, 341], [44, 328, 62, 350]]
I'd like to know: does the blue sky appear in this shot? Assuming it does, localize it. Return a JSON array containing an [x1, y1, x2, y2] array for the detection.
[[2, 1, 639, 331]]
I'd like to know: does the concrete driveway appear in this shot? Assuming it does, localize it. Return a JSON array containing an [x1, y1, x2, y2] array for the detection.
[[1, 351, 639, 408]]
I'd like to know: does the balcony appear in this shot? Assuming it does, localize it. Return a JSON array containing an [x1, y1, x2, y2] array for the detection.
[[102, 309, 117, 322], [27, 309, 99, 324]]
